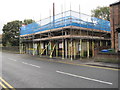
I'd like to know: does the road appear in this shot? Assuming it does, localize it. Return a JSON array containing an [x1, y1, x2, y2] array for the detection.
[[1, 51, 119, 89]]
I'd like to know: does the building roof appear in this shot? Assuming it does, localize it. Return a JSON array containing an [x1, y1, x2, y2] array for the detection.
[[110, 1, 120, 6]]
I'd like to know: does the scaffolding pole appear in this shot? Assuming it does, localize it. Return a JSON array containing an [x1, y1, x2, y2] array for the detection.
[[32, 35, 34, 56], [19, 33, 22, 54], [61, 6, 64, 59], [65, 39, 67, 58], [19, 43, 22, 54], [22, 43, 24, 54], [92, 41, 95, 57], [74, 40, 76, 59], [62, 39, 64, 59], [71, 39, 73, 61], [56, 41, 58, 57], [26, 43, 28, 54], [106, 41, 108, 46], [28, 43, 30, 54], [25, 43, 26, 54], [50, 43, 56, 58], [41, 42, 50, 55], [39, 41, 41, 57], [100, 40, 102, 46], [45, 43, 48, 56], [20, 43, 22, 54], [33, 42, 35, 56], [69, 41, 71, 58], [80, 39, 82, 58], [65, 32, 68, 58], [37, 42, 39, 55], [87, 41, 90, 58], [21, 43, 23, 54], [49, 41, 52, 58]]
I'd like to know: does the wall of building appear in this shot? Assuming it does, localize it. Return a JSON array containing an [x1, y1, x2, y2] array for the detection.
[[110, 2, 120, 52]]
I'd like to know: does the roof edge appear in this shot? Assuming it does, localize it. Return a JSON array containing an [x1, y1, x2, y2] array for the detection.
[[110, 1, 120, 6]]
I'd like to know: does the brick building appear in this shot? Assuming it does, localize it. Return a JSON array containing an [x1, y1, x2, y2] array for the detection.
[[110, 1, 120, 52]]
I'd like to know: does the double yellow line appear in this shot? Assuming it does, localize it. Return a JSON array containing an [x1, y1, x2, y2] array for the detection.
[[0, 77, 15, 90]]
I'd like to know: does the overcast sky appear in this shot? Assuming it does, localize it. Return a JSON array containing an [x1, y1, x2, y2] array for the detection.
[[0, 0, 118, 34]]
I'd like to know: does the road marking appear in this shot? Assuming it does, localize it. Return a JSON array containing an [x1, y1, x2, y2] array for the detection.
[[56, 71, 113, 85], [0, 82, 9, 90], [79, 64, 119, 71], [0, 77, 15, 90], [48, 60, 119, 71], [8, 58, 40, 68], [8, 58, 17, 62], [22, 62, 28, 65], [35, 57, 119, 71], [22, 62, 40, 68], [29, 64, 40, 68]]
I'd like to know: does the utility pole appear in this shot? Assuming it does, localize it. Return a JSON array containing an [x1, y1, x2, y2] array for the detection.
[[53, 3, 55, 28]]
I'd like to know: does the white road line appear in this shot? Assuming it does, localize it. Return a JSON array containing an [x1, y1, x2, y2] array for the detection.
[[29, 64, 40, 68], [8, 58, 17, 61], [56, 71, 113, 85], [22, 62, 40, 68], [22, 62, 28, 65], [8, 58, 40, 68]]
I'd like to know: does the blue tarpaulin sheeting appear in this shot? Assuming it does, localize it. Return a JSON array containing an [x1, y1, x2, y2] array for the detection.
[[20, 10, 110, 35]]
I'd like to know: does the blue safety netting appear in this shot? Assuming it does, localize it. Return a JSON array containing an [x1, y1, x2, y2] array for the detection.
[[20, 10, 110, 35]]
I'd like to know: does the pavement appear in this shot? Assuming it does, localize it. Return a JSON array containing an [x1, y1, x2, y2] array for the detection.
[[2, 50, 120, 69], [1, 51, 120, 89], [1, 50, 120, 69], [3, 50, 120, 69], [30, 54, 120, 70], [84, 62, 119, 69]]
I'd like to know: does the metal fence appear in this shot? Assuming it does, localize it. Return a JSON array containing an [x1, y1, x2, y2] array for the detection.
[[20, 10, 110, 35]]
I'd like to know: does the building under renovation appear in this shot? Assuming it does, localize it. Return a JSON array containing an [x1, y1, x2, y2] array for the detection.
[[20, 10, 111, 60]]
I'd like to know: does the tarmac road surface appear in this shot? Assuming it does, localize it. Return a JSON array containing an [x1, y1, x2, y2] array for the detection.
[[1, 52, 119, 89]]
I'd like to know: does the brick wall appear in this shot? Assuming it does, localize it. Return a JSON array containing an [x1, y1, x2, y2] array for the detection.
[[110, 2, 120, 52], [94, 46, 120, 60], [95, 53, 120, 60]]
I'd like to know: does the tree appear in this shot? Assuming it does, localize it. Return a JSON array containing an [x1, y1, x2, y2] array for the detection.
[[2, 19, 35, 46], [23, 19, 35, 25], [91, 6, 110, 21], [2, 20, 22, 46]]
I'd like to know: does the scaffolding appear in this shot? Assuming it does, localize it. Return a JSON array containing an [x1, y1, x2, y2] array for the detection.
[[20, 10, 110, 36], [20, 10, 111, 60]]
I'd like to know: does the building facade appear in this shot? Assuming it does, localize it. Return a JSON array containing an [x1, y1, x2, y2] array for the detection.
[[110, 1, 120, 52], [20, 10, 111, 60]]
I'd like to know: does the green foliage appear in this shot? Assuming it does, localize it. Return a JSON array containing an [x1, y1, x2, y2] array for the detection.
[[23, 19, 35, 25], [2, 19, 35, 46], [2, 20, 22, 46], [91, 6, 110, 21]]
